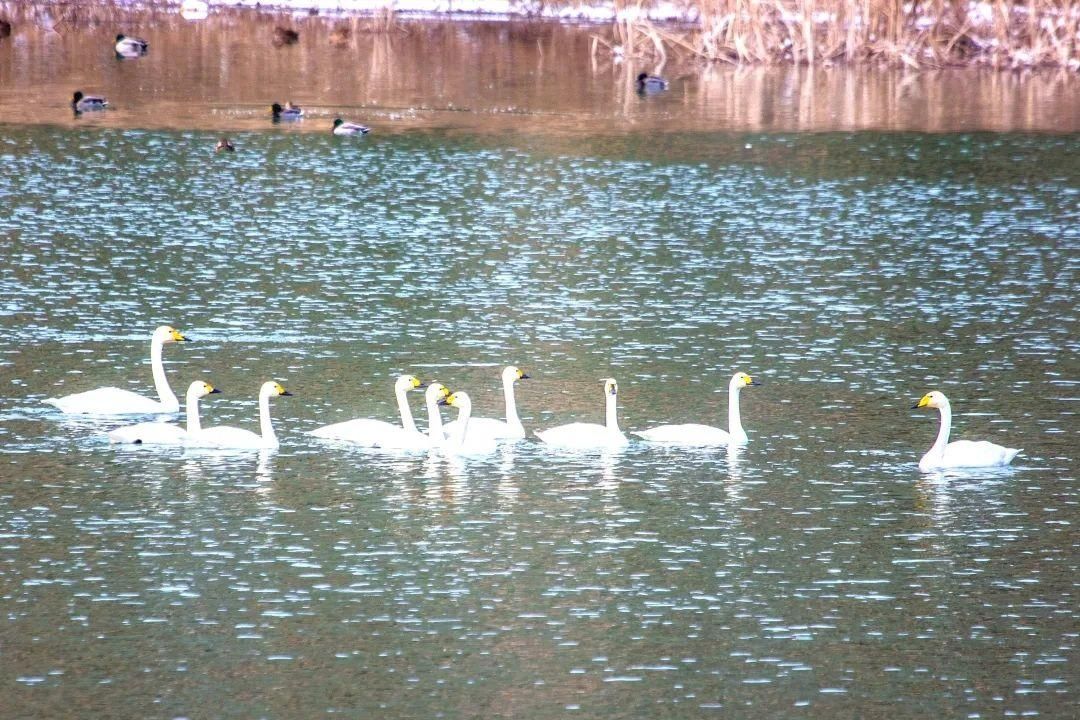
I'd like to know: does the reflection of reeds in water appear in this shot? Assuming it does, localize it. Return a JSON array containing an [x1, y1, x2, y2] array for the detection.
[[0, 5, 1075, 133], [596, 0, 1078, 69]]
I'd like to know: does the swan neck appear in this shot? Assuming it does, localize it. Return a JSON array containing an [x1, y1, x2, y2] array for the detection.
[[728, 386, 747, 442], [454, 403, 472, 447], [396, 386, 417, 433], [185, 390, 202, 434], [605, 391, 620, 433], [503, 377, 522, 431], [929, 403, 952, 459], [259, 390, 277, 445], [426, 394, 444, 441], [150, 336, 178, 410]]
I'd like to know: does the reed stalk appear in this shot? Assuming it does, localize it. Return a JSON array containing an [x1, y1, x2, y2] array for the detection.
[[600, 0, 1078, 69]]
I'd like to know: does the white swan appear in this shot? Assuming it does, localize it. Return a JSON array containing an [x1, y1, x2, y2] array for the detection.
[[421, 382, 452, 449], [186, 381, 292, 449], [913, 391, 1021, 471], [44, 325, 189, 415], [443, 365, 530, 442], [535, 378, 628, 449], [440, 391, 498, 455], [107, 381, 220, 445], [310, 375, 427, 446], [633, 372, 761, 446], [313, 382, 451, 451]]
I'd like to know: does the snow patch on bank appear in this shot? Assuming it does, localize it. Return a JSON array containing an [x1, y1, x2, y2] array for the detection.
[[185, 0, 698, 23]]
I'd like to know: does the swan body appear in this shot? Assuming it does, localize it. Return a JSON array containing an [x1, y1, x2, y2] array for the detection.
[[443, 365, 529, 442], [535, 378, 628, 449], [310, 375, 427, 447], [913, 391, 1021, 471], [633, 372, 760, 446], [309, 379, 450, 451], [44, 325, 189, 415], [187, 381, 291, 449], [115, 34, 148, 57], [636, 73, 668, 92], [72, 91, 108, 113], [441, 392, 497, 455], [332, 118, 370, 135], [271, 102, 303, 120], [108, 381, 220, 445]]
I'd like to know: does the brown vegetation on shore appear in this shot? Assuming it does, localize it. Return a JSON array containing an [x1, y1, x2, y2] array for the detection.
[[596, 0, 1078, 69]]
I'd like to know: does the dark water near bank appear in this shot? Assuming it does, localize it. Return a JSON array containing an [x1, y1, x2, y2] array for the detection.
[[1, 6, 1079, 720]]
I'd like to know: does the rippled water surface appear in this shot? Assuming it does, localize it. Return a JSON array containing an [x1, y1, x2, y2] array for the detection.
[[1, 11, 1079, 719]]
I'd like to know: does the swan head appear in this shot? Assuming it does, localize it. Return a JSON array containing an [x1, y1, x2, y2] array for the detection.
[[154, 325, 188, 344], [603, 378, 618, 396], [187, 381, 221, 399], [261, 381, 293, 398], [395, 375, 425, 392], [425, 382, 451, 403], [440, 391, 471, 412], [503, 365, 530, 383], [731, 372, 760, 390], [913, 390, 949, 410]]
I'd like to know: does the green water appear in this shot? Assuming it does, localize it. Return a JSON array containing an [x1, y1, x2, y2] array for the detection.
[[0, 123, 1076, 718], [1, 7, 1079, 712]]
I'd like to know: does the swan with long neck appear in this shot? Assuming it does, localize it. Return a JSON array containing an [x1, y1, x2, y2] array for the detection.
[[443, 365, 530, 442], [310, 375, 425, 444], [107, 381, 221, 445], [44, 325, 189, 414], [440, 392, 497, 455], [913, 391, 1021, 471], [535, 378, 628, 449], [633, 372, 761, 445], [187, 381, 292, 449]]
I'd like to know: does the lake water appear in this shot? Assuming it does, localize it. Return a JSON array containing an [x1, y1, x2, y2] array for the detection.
[[1, 7, 1078, 719]]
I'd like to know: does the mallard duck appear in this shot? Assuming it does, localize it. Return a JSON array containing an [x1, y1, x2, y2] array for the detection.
[[115, 33, 148, 57], [271, 102, 303, 121], [332, 118, 370, 135], [636, 72, 668, 93], [72, 90, 108, 113], [215, 137, 235, 153], [273, 26, 299, 46]]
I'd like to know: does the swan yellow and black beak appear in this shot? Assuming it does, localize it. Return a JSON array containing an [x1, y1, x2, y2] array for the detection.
[[518, 370, 530, 380], [171, 328, 189, 342], [208, 386, 222, 395], [912, 394, 931, 410], [746, 375, 761, 387]]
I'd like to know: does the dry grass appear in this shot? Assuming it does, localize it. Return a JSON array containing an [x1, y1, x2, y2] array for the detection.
[[596, 0, 1079, 69]]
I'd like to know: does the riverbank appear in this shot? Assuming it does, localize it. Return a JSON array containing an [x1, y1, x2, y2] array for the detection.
[[1, 0, 1077, 70]]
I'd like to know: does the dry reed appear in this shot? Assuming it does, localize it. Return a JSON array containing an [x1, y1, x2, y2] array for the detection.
[[595, 0, 1079, 69]]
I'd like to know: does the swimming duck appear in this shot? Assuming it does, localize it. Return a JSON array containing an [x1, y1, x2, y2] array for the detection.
[[72, 90, 108, 113], [332, 118, 370, 136], [271, 102, 303, 121], [636, 73, 668, 93], [115, 33, 148, 57], [215, 137, 235, 153], [273, 26, 300, 46]]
